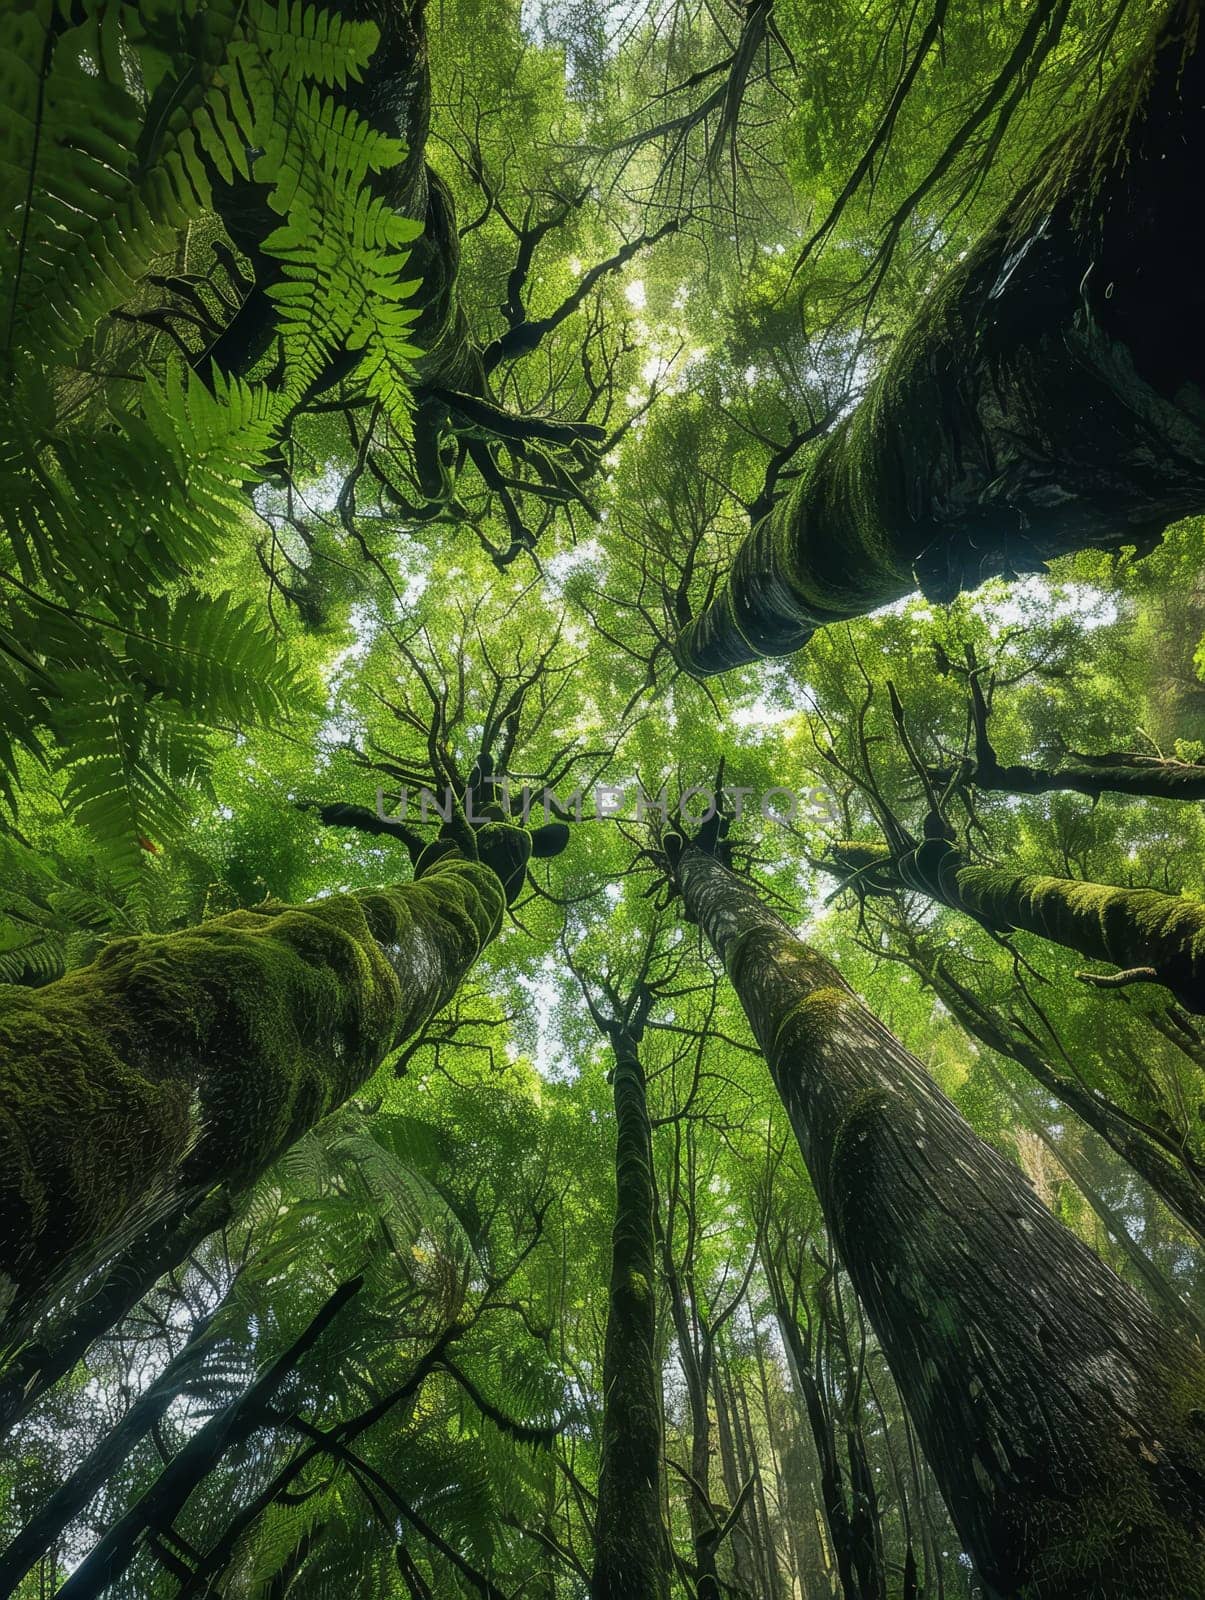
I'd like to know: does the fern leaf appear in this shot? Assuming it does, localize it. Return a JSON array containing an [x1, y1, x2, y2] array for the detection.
[[52, 677, 214, 877], [247, 1, 380, 86], [1, 13, 187, 360], [122, 588, 299, 723]]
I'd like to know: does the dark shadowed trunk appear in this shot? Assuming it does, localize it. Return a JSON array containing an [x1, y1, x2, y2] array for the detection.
[[673, 841, 1205, 1599], [729, 1355, 785, 1600], [764, 1248, 887, 1600], [0, 1186, 232, 1442], [711, 1352, 759, 1596], [676, 0, 1205, 674], [54, 1276, 362, 1600], [591, 1028, 671, 1600], [657, 1137, 721, 1600], [954, 749, 1205, 803], [751, 1321, 802, 1596], [0, 1284, 234, 1594], [663, 1276, 719, 1598], [937, 667, 1205, 803], [207, 0, 475, 397]]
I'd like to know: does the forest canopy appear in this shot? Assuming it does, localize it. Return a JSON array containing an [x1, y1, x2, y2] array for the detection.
[[1, 2, 1203, 1598]]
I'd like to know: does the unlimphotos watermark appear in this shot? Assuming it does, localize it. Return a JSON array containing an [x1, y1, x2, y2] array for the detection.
[[375, 780, 837, 827]]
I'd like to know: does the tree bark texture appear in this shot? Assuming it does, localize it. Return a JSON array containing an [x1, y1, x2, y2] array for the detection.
[[591, 1033, 671, 1600], [0, 1187, 232, 1441], [674, 843, 1205, 1599], [0, 851, 504, 1320], [676, 0, 1205, 674], [831, 839, 1205, 1013]]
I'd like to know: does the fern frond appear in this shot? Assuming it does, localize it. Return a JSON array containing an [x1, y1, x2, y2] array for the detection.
[[0, 6, 200, 361], [123, 589, 299, 724], [0, 835, 129, 983], [0, 0, 424, 861], [0, 916, 66, 986], [244, 0, 380, 86], [52, 677, 214, 877]]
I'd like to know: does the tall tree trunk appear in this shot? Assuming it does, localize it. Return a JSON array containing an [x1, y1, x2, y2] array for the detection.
[[675, 0, 1205, 674], [660, 1229, 719, 1600], [767, 1262, 879, 1600], [711, 1354, 758, 1595], [729, 1350, 786, 1600], [688, 1385, 720, 1600], [828, 1288, 887, 1600], [0, 1186, 232, 1442], [591, 1031, 671, 1600], [752, 1319, 802, 1595], [0, 851, 505, 1320], [0, 1287, 232, 1593], [672, 841, 1205, 1599]]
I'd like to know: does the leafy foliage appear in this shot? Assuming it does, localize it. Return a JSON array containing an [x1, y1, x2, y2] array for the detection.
[[0, 0, 424, 873]]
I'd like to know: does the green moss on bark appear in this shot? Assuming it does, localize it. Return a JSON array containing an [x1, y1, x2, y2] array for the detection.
[[675, 842, 1205, 1598], [831, 838, 1205, 1012], [771, 986, 853, 1060], [675, 0, 1205, 676], [0, 852, 504, 1317], [956, 866, 1205, 1011], [592, 1038, 670, 1600]]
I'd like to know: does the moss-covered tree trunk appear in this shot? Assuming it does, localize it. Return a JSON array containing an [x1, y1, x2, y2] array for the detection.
[[0, 851, 504, 1322], [673, 842, 1205, 1599], [958, 750, 1205, 803], [675, 0, 1205, 675], [953, 866, 1205, 1011], [833, 839, 1205, 1013], [591, 1029, 670, 1600]]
